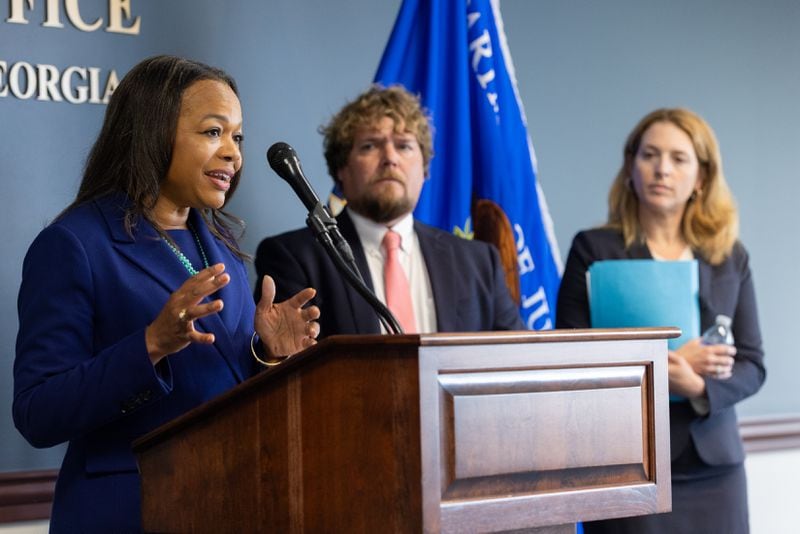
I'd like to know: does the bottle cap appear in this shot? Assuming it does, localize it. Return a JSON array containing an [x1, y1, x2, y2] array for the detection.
[[715, 314, 732, 327]]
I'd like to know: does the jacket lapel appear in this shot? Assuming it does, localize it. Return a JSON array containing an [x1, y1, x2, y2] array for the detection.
[[188, 211, 244, 380], [415, 221, 459, 332], [696, 258, 713, 330], [627, 241, 652, 260], [338, 211, 381, 334], [100, 196, 187, 297]]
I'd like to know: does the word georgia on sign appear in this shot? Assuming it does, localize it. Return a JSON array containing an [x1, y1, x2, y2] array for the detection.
[[0, 60, 118, 104]]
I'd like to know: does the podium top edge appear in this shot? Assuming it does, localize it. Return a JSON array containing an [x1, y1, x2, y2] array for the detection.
[[415, 326, 681, 346], [321, 326, 681, 346]]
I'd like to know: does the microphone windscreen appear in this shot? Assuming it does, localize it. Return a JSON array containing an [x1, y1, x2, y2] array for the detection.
[[267, 142, 294, 171]]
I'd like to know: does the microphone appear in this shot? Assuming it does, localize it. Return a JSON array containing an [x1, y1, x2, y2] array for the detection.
[[267, 142, 347, 256], [266, 142, 403, 335], [267, 142, 322, 213]]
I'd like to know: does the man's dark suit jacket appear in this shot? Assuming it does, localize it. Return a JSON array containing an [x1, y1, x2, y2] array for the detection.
[[556, 228, 766, 468], [255, 209, 524, 337]]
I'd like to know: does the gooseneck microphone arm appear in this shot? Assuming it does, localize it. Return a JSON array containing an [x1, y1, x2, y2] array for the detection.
[[265, 143, 366, 284], [266, 142, 403, 335]]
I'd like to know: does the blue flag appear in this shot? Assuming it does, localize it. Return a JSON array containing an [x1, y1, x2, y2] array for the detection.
[[375, 0, 562, 329]]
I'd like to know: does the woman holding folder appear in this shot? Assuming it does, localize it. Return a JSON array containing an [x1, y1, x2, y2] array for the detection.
[[557, 108, 765, 534]]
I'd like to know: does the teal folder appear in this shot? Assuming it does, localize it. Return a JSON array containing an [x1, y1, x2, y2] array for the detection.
[[588, 259, 700, 351]]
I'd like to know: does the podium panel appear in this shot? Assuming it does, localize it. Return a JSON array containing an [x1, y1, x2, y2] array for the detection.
[[417, 334, 670, 533]]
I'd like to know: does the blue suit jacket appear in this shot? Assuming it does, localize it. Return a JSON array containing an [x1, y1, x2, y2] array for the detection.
[[254, 209, 524, 337], [14, 195, 259, 532], [556, 228, 766, 467]]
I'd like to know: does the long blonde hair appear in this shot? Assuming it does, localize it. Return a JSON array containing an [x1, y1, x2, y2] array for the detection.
[[607, 108, 738, 265]]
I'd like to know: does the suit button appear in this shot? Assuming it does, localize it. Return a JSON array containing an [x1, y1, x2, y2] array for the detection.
[[120, 397, 137, 414]]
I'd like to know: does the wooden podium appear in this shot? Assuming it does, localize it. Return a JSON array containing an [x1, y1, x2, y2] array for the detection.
[[134, 327, 677, 533]]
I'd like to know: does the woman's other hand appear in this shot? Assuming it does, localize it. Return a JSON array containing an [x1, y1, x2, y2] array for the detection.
[[255, 275, 320, 360]]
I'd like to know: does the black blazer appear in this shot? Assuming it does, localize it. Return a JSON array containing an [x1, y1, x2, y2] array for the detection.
[[556, 228, 765, 466], [255, 209, 524, 337]]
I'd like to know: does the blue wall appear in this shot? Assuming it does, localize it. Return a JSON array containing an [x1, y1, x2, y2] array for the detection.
[[2, 0, 797, 473]]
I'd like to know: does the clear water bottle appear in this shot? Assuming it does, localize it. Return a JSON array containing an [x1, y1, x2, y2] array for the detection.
[[701, 314, 734, 346]]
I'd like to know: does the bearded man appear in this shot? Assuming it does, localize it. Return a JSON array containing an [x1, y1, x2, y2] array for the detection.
[[255, 85, 523, 337]]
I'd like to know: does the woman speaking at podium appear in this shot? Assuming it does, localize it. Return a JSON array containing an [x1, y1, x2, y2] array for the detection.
[[13, 55, 320, 532]]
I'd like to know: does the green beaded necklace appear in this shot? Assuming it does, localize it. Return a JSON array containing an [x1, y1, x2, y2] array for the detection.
[[163, 223, 209, 276]]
